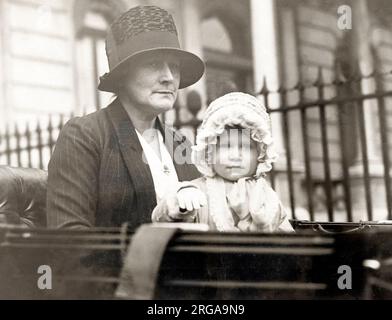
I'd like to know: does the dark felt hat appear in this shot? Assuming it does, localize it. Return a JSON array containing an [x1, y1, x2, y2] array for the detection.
[[98, 5, 205, 93]]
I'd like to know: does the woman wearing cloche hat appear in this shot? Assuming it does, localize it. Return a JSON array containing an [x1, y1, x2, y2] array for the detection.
[[47, 5, 205, 230]]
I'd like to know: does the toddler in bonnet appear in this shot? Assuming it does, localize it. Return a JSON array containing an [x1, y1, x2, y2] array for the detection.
[[152, 92, 294, 232]]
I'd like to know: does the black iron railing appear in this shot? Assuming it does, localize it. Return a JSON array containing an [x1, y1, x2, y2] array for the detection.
[[258, 67, 392, 221], [0, 115, 68, 170]]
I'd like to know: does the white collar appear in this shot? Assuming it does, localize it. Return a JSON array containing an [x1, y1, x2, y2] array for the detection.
[[135, 129, 179, 201]]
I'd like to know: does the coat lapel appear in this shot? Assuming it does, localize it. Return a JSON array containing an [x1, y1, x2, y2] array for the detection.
[[106, 99, 157, 221], [156, 119, 201, 181]]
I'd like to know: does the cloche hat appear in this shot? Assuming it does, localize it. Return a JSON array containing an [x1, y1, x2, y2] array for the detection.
[[98, 5, 205, 93]]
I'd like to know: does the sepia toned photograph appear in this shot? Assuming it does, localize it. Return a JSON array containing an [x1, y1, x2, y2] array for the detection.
[[0, 0, 392, 305]]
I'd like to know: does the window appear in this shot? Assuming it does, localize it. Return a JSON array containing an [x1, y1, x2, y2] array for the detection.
[[73, 0, 125, 114], [201, 12, 253, 104], [201, 17, 233, 53]]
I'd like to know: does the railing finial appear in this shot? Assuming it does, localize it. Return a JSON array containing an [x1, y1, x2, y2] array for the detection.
[[294, 78, 305, 91], [186, 90, 202, 118], [314, 67, 324, 87], [260, 76, 269, 96], [48, 114, 53, 129], [14, 123, 20, 136], [36, 119, 42, 132], [25, 122, 30, 135]]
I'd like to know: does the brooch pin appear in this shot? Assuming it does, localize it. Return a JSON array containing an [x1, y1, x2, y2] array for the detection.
[[163, 165, 170, 174]]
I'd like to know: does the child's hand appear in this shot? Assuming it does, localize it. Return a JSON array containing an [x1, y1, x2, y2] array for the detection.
[[167, 186, 207, 221], [177, 187, 207, 212]]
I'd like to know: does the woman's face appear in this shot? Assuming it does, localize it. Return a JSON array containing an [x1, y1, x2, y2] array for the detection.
[[212, 128, 259, 182], [120, 52, 180, 118]]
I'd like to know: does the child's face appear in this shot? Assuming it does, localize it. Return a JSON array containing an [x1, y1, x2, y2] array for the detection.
[[212, 128, 259, 182]]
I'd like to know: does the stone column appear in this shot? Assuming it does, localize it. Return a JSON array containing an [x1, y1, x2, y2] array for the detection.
[[251, 0, 305, 216], [250, 0, 284, 159], [180, 0, 207, 108], [349, 0, 388, 220], [0, 0, 7, 130]]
